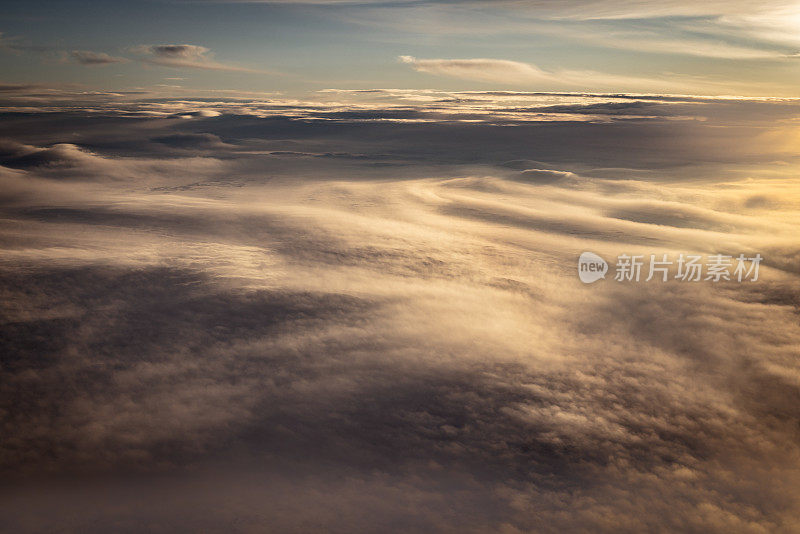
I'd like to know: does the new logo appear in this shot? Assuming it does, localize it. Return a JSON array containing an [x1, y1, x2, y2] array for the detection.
[[578, 252, 608, 283]]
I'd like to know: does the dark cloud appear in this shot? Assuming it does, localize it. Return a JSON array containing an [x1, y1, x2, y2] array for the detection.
[[69, 50, 129, 66], [0, 83, 39, 93], [131, 44, 261, 72], [151, 132, 228, 149]]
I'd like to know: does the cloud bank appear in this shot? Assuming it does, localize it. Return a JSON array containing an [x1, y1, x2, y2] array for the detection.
[[0, 93, 799, 532]]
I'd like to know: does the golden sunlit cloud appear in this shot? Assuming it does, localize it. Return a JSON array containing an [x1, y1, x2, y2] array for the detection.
[[2, 1, 800, 532]]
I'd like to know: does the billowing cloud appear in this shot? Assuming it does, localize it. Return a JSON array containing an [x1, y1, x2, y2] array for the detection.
[[1, 93, 800, 532]]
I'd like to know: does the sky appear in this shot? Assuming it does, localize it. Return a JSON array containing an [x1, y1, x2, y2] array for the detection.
[[5, 0, 800, 96], [2, 2, 800, 533]]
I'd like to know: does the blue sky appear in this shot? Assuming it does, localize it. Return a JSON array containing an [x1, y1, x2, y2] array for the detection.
[[4, 0, 800, 96]]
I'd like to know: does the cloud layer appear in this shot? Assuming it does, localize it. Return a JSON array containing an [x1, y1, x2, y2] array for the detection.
[[1, 94, 799, 532]]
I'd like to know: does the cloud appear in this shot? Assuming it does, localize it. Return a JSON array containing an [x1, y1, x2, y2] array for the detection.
[[504, 0, 800, 21], [398, 55, 727, 92], [69, 50, 129, 66], [131, 44, 261, 72], [0, 139, 97, 169], [518, 168, 579, 184], [532, 19, 800, 60], [2, 99, 800, 532], [0, 83, 38, 93], [399, 55, 552, 84], [151, 133, 229, 149], [291, 0, 800, 71], [181, 0, 797, 19]]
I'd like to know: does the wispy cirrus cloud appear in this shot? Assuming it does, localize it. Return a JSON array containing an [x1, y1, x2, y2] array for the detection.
[[326, 1, 800, 64], [181, 0, 795, 18], [399, 55, 551, 85], [131, 44, 261, 72], [397, 55, 738, 93]]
